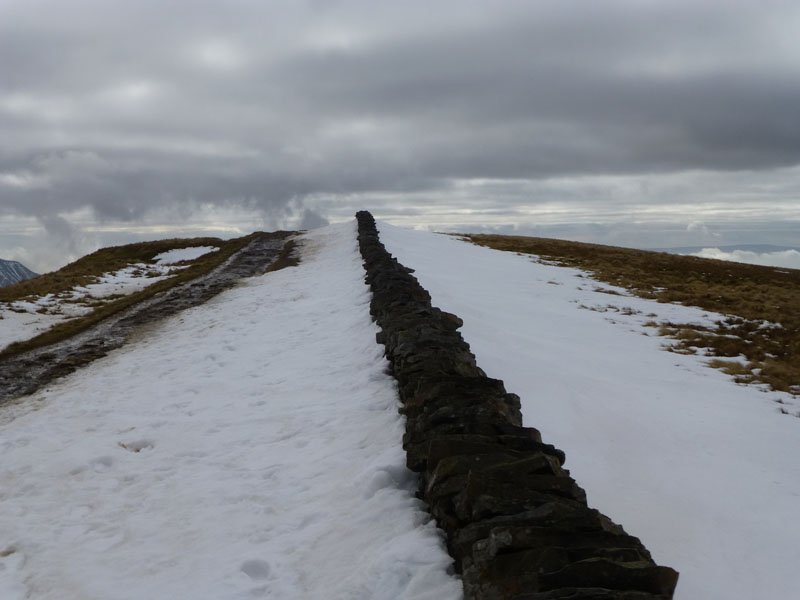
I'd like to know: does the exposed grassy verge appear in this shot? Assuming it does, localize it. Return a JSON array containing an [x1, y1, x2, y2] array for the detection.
[[463, 234, 800, 395], [0, 233, 274, 359], [264, 238, 301, 273]]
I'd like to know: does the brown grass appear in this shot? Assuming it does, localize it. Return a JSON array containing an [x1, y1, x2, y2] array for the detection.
[[463, 233, 800, 395], [264, 238, 301, 273], [707, 359, 752, 377]]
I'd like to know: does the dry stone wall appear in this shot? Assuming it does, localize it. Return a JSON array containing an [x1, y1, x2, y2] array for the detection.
[[356, 211, 678, 600]]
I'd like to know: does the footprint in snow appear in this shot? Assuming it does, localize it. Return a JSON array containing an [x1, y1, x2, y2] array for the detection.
[[240, 559, 271, 580], [90, 456, 114, 472], [0, 547, 27, 596]]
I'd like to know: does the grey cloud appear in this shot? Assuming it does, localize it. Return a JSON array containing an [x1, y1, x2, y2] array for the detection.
[[1, 0, 800, 268], [297, 209, 330, 230], [280, 28, 800, 177]]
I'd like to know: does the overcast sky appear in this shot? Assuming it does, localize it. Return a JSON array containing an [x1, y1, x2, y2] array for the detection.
[[2, 0, 800, 272]]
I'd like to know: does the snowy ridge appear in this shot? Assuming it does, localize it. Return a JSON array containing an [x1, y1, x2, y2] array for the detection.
[[0, 222, 461, 599], [357, 211, 678, 599], [0, 258, 38, 288]]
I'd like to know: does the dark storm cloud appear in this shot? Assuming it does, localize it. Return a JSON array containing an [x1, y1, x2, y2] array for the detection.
[[1, 0, 800, 269], [278, 17, 800, 177]]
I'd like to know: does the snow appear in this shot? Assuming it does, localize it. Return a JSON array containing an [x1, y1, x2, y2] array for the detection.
[[5, 219, 799, 599], [1, 248, 222, 351], [1, 265, 177, 350], [153, 246, 218, 264], [72, 264, 175, 298], [0, 308, 67, 349], [377, 222, 800, 600], [0, 222, 461, 600]]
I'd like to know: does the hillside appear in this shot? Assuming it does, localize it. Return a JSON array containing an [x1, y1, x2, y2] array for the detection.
[[0, 235, 265, 360], [380, 223, 800, 598], [0, 232, 294, 401], [1, 220, 799, 598], [463, 233, 800, 397], [0, 258, 38, 287]]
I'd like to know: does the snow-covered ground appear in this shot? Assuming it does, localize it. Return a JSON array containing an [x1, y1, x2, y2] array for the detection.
[[153, 246, 218, 264], [378, 222, 800, 600], [0, 222, 460, 600], [3, 219, 799, 599], [0, 308, 68, 350], [1, 263, 187, 351]]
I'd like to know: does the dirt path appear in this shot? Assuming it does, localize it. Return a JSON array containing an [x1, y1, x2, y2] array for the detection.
[[0, 232, 291, 404]]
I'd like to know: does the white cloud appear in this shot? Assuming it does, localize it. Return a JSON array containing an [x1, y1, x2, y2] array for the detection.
[[687, 221, 709, 234], [190, 39, 247, 71], [0, 170, 49, 189], [98, 80, 159, 108], [688, 248, 800, 270]]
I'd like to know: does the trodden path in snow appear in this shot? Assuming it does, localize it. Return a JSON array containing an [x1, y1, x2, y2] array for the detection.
[[0, 222, 461, 600], [0, 232, 290, 404]]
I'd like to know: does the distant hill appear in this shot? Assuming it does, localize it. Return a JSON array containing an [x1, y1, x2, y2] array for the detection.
[[0, 258, 38, 287]]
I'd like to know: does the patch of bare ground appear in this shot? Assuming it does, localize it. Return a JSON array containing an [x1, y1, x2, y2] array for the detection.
[[264, 238, 300, 273], [462, 234, 800, 397]]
